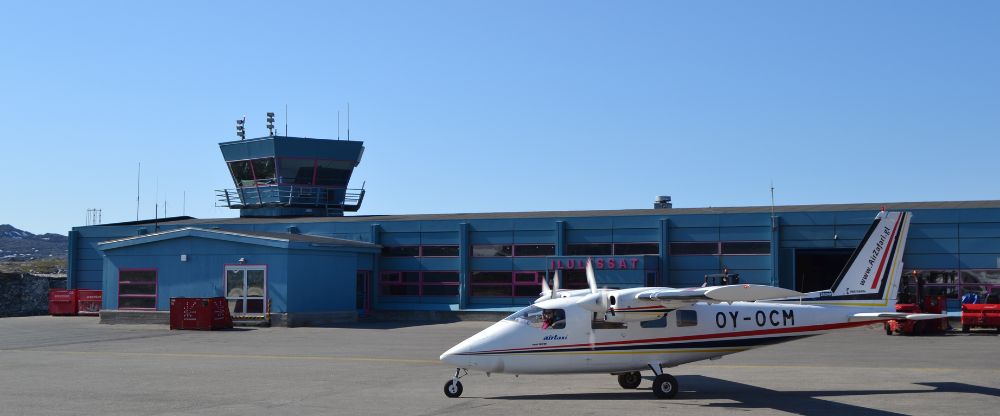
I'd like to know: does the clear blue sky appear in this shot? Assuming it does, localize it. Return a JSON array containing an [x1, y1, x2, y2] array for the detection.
[[2, 1, 998, 235]]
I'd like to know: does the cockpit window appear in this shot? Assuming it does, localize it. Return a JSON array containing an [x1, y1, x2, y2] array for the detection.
[[504, 305, 566, 329]]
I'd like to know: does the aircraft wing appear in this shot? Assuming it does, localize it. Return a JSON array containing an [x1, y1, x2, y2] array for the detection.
[[848, 312, 948, 322], [634, 285, 806, 307]]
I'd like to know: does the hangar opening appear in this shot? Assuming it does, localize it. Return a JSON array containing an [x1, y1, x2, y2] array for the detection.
[[794, 249, 852, 292]]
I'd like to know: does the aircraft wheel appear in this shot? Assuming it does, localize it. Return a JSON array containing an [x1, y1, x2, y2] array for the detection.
[[652, 374, 678, 399], [617, 372, 642, 389], [443, 380, 463, 398]]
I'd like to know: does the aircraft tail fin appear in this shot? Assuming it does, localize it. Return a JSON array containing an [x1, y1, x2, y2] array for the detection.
[[818, 211, 911, 309]]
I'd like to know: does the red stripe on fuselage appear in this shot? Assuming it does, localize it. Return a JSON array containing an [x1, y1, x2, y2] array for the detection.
[[480, 320, 876, 354], [871, 213, 903, 290]]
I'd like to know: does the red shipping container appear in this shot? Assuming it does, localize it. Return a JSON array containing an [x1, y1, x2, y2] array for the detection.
[[77, 290, 103, 316], [49, 289, 77, 316], [169, 297, 233, 330]]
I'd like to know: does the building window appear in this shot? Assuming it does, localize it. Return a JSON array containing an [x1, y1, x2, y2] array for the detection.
[[315, 160, 354, 187], [380, 271, 459, 296], [119, 269, 156, 309], [670, 242, 719, 255], [227, 160, 255, 187], [671, 241, 771, 256], [566, 243, 613, 256], [554, 270, 591, 289], [721, 241, 771, 255], [473, 244, 512, 257], [471, 271, 544, 297], [513, 244, 555, 257], [614, 242, 659, 255], [277, 158, 316, 185], [250, 158, 276, 184], [382, 246, 420, 257], [421, 245, 459, 257]]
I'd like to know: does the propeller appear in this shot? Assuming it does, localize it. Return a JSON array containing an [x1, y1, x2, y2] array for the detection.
[[541, 272, 551, 293], [551, 269, 562, 299], [585, 258, 598, 294]]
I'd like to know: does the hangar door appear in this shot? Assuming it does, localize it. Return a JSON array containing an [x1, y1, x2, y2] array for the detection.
[[226, 266, 267, 317], [794, 249, 852, 292]]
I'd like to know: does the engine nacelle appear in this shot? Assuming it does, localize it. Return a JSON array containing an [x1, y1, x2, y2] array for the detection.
[[601, 289, 672, 323]]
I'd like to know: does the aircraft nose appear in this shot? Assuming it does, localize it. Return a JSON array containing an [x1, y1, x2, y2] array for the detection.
[[439, 343, 468, 364]]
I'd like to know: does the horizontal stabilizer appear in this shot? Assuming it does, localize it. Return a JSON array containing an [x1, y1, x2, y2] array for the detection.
[[849, 312, 948, 322], [636, 284, 805, 303]]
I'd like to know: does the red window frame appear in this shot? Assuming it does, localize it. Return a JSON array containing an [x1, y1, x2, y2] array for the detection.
[[380, 271, 460, 296], [470, 271, 545, 298], [118, 268, 157, 310]]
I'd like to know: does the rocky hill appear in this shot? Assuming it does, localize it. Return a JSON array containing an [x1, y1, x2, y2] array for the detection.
[[0, 224, 68, 260]]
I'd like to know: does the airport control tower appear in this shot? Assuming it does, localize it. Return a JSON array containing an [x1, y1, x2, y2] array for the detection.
[[216, 132, 366, 218]]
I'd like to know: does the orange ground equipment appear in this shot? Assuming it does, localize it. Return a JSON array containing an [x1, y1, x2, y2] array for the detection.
[[885, 274, 948, 335], [960, 287, 1000, 333]]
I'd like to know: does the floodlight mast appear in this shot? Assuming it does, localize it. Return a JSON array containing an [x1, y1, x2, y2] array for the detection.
[[236, 116, 246, 140], [267, 112, 276, 136]]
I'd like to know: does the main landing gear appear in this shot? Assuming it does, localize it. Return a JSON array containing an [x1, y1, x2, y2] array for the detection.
[[617, 371, 642, 389], [648, 364, 679, 399], [443, 368, 467, 398], [614, 365, 679, 398]]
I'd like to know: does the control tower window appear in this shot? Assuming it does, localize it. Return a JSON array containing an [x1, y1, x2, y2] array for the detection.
[[228, 161, 254, 187], [315, 160, 353, 186], [250, 158, 275, 184], [278, 158, 316, 185]]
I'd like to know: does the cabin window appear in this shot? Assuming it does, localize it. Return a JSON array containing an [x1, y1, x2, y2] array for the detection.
[[504, 306, 566, 329], [676, 310, 698, 327], [592, 313, 627, 329], [640, 315, 668, 328]]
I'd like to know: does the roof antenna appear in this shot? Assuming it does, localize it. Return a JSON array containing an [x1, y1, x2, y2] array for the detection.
[[135, 162, 141, 221], [347, 101, 351, 141], [337, 110, 341, 140], [285, 104, 288, 136], [770, 180, 776, 230]]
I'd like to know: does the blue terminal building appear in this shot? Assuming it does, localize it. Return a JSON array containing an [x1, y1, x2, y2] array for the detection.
[[68, 134, 1000, 325]]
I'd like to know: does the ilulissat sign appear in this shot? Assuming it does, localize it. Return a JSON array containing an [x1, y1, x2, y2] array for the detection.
[[549, 257, 643, 270]]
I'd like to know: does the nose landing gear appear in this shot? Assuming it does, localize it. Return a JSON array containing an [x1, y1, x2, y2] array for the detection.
[[443, 368, 467, 398]]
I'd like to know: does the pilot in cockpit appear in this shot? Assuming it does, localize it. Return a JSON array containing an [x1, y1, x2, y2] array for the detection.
[[541, 310, 556, 329]]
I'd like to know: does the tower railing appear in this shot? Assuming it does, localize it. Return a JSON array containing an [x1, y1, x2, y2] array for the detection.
[[216, 185, 365, 212]]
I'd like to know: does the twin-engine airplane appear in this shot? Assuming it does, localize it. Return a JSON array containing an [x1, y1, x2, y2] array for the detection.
[[440, 211, 945, 399]]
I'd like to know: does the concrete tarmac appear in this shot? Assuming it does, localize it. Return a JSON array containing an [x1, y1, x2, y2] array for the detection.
[[0, 316, 997, 416]]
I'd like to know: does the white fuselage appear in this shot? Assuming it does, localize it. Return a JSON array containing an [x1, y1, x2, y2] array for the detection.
[[440, 300, 874, 374]]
